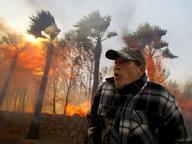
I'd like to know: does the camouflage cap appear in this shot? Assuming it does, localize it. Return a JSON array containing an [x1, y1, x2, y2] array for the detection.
[[105, 47, 146, 65]]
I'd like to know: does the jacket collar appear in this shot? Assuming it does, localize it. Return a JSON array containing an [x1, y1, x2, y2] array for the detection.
[[106, 73, 148, 95]]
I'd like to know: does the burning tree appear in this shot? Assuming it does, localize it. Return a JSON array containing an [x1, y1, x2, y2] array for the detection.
[[41, 39, 67, 114], [63, 55, 81, 114], [0, 33, 27, 108], [56, 30, 94, 113], [183, 81, 192, 99], [39, 34, 90, 116], [64, 30, 95, 107], [123, 23, 177, 83], [26, 10, 60, 139], [74, 10, 117, 100]]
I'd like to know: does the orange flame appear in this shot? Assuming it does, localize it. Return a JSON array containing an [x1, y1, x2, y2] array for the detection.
[[65, 101, 89, 116], [177, 97, 192, 121], [178, 98, 192, 111], [18, 39, 45, 70], [3, 37, 47, 75]]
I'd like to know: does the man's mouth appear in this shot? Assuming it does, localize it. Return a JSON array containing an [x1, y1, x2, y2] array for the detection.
[[114, 73, 120, 79]]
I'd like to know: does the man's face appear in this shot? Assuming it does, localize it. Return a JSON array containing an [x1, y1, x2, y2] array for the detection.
[[114, 58, 145, 89]]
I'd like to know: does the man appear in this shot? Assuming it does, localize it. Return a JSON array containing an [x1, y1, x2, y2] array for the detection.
[[87, 47, 190, 144]]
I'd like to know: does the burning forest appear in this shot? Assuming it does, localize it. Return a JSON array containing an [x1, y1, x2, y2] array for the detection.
[[0, 24, 91, 116]]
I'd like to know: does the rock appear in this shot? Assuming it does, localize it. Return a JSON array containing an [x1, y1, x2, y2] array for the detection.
[[69, 129, 78, 137], [62, 129, 68, 137]]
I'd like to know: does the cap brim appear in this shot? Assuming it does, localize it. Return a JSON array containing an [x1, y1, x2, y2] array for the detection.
[[105, 49, 135, 60]]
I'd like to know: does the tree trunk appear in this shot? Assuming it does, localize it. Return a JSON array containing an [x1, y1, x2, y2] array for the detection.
[[26, 42, 54, 139], [63, 62, 75, 114], [19, 84, 29, 112], [13, 91, 19, 112], [17, 89, 24, 111], [88, 60, 93, 109], [0, 53, 18, 108], [53, 76, 57, 114], [88, 62, 93, 98], [91, 38, 102, 101]]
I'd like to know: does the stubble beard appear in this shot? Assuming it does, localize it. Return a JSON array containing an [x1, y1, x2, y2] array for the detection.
[[114, 79, 124, 89]]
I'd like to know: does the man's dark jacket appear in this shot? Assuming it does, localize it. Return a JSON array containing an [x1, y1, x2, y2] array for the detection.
[[87, 75, 190, 144]]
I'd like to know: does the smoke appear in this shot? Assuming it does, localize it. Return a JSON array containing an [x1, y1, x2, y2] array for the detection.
[[23, 0, 138, 35], [24, 0, 49, 8], [0, 17, 13, 38]]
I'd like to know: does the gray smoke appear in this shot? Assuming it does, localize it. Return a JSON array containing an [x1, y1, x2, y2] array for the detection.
[[0, 17, 13, 38]]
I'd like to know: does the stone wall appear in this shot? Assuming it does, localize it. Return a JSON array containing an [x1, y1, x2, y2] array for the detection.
[[0, 111, 88, 144]]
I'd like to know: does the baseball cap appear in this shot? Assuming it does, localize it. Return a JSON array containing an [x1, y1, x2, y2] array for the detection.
[[105, 47, 146, 65]]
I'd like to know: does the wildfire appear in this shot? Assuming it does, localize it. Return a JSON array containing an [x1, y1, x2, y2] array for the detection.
[[24, 34, 38, 43], [18, 42, 45, 73], [65, 101, 89, 116], [0, 33, 47, 75], [177, 97, 192, 121], [178, 98, 192, 110]]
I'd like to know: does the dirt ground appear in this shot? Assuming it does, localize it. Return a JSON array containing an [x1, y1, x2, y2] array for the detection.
[[0, 130, 69, 144], [0, 131, 33, 144]]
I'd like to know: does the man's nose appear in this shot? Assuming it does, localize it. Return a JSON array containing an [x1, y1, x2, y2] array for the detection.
[[114, 64, 120, 71]]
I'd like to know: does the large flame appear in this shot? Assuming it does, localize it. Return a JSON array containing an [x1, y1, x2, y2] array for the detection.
[[65, 101, 89, 116], [24, 34, 39, 43], [17, 40, 45, 74], [1, 35, 47, 75]]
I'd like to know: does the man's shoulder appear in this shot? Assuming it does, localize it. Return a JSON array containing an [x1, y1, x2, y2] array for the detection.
[[146, 81, 165, 89], [144, 81, 175, 100], [139, 81, 176, 115], [98, 77, 115, 87], [105, 77, 115, 83]]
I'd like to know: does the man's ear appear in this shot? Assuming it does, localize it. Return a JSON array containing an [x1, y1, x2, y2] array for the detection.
[[139, 65, 146, 73]]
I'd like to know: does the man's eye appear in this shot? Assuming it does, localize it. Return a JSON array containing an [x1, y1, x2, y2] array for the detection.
[[116, 60, 125, 64], [115, 59, 132, 64], [123, 60, 131, 63]]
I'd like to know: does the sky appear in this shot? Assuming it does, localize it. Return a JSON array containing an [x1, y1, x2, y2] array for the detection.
[[0, 0, 192, 86]]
